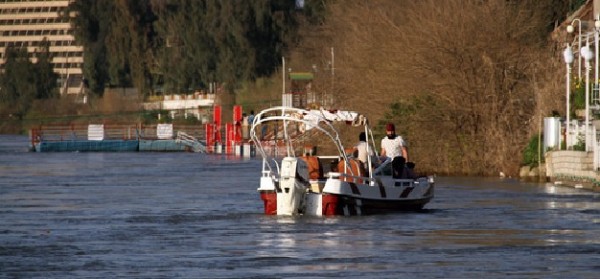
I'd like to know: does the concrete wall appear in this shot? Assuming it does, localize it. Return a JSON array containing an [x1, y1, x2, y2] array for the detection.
[[545, 150, 598, 181]]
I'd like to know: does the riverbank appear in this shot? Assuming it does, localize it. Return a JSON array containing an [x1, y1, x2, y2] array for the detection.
[[520, 150, 600, 193], [551, 179, 600, 192]]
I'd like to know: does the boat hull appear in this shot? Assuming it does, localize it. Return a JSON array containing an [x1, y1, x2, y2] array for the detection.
[[320, 192, 432, 216], [258, 177, 434, 216]]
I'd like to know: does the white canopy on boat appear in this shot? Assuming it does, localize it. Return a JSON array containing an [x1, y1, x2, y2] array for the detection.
[[302, 109, 367, 130]]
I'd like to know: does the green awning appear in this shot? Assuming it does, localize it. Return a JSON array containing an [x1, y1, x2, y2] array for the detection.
[[289, 72, 314, 80]]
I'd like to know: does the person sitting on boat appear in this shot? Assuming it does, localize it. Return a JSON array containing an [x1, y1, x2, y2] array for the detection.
[[353, 132, 373, 164], [379, 123, 408, 175], [380, 123, 408, 160], [352, 131, 375, 174]]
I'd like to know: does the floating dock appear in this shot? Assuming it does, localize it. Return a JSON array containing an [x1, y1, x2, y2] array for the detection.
[[29, 123, 206, 153]]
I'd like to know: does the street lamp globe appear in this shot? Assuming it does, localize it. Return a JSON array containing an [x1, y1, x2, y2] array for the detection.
[[595, 19, 600, 29], [564, 46, 574, 64], [567, 25, 575, 33], [582, 45, 594, 61]]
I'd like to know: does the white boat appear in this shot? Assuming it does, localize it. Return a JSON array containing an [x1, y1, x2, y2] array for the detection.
[[250, 106, 434, 216]]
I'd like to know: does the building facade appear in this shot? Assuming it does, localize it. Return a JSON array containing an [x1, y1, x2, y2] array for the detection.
[[0, 0, 83, 95]]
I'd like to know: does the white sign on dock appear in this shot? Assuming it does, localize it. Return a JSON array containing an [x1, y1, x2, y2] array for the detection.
[[157, 124, 174, 139], [88, 124, 104, 141]]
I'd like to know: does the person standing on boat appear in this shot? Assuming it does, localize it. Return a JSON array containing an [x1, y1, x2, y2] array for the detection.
[[380, 123, 408, 160]]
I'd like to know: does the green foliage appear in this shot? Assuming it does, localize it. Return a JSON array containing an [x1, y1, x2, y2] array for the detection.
[[67, 0, 121, 95], [569, 0, 587, 13], [140, 110, 163, 124], [0, 45, 58, 120], [522, 134, 543, 167], [573, 135, 586, 151], [377, 95, 436, 138], [34, 39, 59, 100], [571, 78, 585, 114], [68, 0, 317, 96]]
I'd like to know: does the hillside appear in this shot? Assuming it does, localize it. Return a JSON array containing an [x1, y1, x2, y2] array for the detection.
[[276, 0, 570, 176]]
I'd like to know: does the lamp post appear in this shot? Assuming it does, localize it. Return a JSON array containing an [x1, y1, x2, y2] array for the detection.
[[564, 45, 574, 149], [582, 41, 594, 151], [567, 19, 582, 79], [282, 57, 286, 107], [595, 17, 600, 83]]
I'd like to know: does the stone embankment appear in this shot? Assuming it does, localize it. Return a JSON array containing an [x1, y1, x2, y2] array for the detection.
[[521, 150, 600, 192]]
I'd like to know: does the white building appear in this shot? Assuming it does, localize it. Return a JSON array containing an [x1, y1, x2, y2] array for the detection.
[[0, 0, 83, 95], [143, 92, 216, 123]]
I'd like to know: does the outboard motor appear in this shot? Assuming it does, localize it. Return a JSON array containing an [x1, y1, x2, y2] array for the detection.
[[277, 157, 309, 215]]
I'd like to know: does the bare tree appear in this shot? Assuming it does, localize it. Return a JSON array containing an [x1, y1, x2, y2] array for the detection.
[[295, 0, 563, 176]]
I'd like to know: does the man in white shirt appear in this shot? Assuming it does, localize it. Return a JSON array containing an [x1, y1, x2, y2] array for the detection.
[[380, 123, 408, 160]]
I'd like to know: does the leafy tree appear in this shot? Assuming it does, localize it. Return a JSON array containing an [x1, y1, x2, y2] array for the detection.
[[0, 47, 32, 117], [69, 0, 306, 96], [33, 39, 59, 100], [106, 1, 156, 94], [0, 44, 58, 120], [151, 0, 299, 93], [66, 0, 114, 95]]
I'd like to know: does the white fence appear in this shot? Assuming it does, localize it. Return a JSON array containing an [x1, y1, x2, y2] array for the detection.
[[550, 118, 600, 171]]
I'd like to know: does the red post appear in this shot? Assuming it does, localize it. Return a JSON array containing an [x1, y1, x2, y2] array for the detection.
[[225, 123, 233, 154], [205, 123, 214, 153], [233, 105, 242, 122], [214, 105, 222, 127], [213, 105, 222, 144]]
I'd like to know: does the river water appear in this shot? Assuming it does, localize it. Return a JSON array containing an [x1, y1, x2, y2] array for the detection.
[[1, 135, 599, 278]]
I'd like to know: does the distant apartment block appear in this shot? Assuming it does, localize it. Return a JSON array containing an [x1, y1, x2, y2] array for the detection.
[[0, 0, 83, 95]]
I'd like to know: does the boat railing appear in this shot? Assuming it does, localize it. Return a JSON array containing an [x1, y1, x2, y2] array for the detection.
[[272, 158, 281, 175], [261, 158, 281, 180], [33, 123, 207, 142], [261, 170, 278, 181], [139, 124, 206, 140], [175, 131, 206, 153], [250, 106, 349, 163], [32, 123, 140, 141], [103, 125, 139, 140], [261, 169, 280, 189]]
